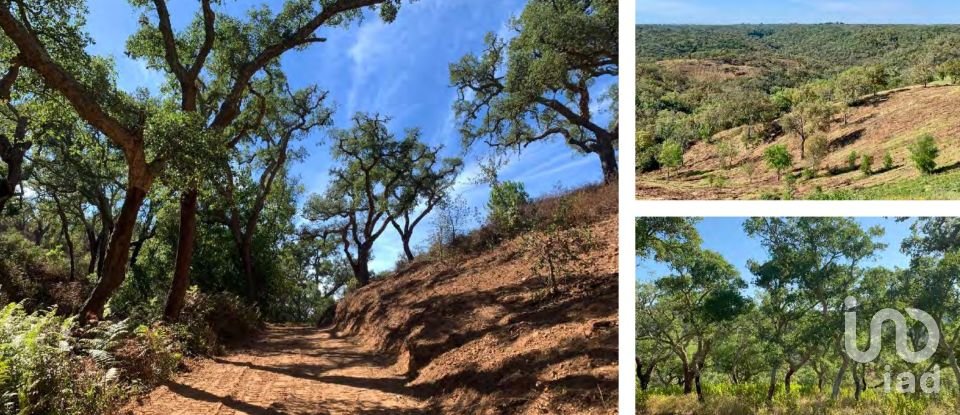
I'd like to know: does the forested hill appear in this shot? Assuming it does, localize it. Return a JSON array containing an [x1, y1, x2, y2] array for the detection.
[[637, 24, 960, 72]]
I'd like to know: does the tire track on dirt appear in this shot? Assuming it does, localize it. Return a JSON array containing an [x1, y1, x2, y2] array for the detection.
[[123, 325, 427, 415]]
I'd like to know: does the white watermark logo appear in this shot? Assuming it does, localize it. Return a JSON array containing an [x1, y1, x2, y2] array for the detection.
[[843, 296, 941, 393]]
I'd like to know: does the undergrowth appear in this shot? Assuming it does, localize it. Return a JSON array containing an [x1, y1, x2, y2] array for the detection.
[[0, 286, 260, 414]]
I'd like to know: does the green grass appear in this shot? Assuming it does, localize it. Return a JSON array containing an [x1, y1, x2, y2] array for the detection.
[[807, 169, 960, 200]]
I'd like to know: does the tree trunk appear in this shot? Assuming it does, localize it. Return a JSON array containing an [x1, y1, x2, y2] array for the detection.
[[79, 184, 148, 324], [596, 139, 618, 184], [400, 233, 415, 262], [637, 357, 655, 391], [164, 189, 198, 322], [239, 236, 257, 302], [832, 354, 850, 400], [800, 134, 807, 160], [51, 193, 75, 281], [681, 362, 694, 394], [84, 226, 98, 276], [96, 228, 109, 277], [852, 362, 862, 401], [352, 249, 372, 287], [767, 365, 778, 401], [784, 367, 795, 394], [694, 371, 705, 402]]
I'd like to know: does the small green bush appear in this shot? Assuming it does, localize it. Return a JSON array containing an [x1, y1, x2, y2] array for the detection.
[[909, 133, 939, 174], [657, 140, 684, 178], [488, 181, 530, 236], [847, 151, 859, 170], [883, 151, 894, 170], [860, 154, 874, 176], [763, 144, 792, 182]]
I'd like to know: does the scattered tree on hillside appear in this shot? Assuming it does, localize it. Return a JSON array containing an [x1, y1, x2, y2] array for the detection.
[[763, 144, 792, 182], [452, 0, 619, 182], [304, 114, 435, 287], [780, 85, 836, 160], [657, 140, 683, 179], [937, 59, 960, 84], [389, 146, 463, 262], [487, 180, 529, 235], [909, 133, 939, 175]]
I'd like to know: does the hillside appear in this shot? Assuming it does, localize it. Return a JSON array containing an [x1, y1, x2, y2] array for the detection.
[[124, 184, 619, 414], [331, 186, 619, 413], [637, 84, 960, 199]]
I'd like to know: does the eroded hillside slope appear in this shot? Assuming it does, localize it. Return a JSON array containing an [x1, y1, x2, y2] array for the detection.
[[331, 185, 619, 414], [637, 85, 960, 199]]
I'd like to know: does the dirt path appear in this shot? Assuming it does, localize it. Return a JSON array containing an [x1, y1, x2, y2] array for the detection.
[[124, 325, 427, 415]]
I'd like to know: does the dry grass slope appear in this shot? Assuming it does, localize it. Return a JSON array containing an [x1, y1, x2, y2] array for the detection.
[[637, 85, 960, 200]]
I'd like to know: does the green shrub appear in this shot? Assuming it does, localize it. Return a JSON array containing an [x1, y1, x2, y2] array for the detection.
[[487, 181, 530, 235], [657, 140, 684, 178], [909, 133, 939, 174], [847, 151, 859, 170], [0, 303, 125, 415], [883, 151, 894, 170], [801, 168, 816, 181], [860, 154, 874, 176], [172, 288, 261, 355], [763, 144, 792, 181], [707, 173, 728, 188]]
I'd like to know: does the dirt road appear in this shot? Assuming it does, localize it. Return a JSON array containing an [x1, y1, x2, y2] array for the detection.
[[124, 325, 427, 415]]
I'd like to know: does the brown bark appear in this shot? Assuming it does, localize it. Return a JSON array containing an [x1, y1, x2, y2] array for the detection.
[[79, 183, 149, 323], [164, 189, 198, 322]]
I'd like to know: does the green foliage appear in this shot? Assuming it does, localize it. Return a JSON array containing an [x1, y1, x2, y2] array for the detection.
[[657, 140, 683, 177], [909, 133, 940, 174], [883, 151, 894, 170], [0, 303, 125, 415], [487, 181, 530, 236], [847, 150, 859, 170], [807, 135, 829, 170], [172, 288, 261, 356], [452, 0, 618, 179], [763, 144, 792, 181], [860, 154, 874, 176], [714, 140, 738, 169]]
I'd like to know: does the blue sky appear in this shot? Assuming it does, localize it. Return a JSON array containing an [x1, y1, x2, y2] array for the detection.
[[637, 0, 960, 24], [82, 1, 612, 272], [637, 218, 914, 296]]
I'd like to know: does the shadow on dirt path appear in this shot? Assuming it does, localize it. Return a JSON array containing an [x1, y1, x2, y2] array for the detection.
[[122, 325, 428, 415]]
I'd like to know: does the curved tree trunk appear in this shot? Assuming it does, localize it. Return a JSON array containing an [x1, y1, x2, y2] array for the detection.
[[79, 184, 148, 323], [596, 139, 618, 184], [832, 354, 850, 400], [164, 189, 198, 322]]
